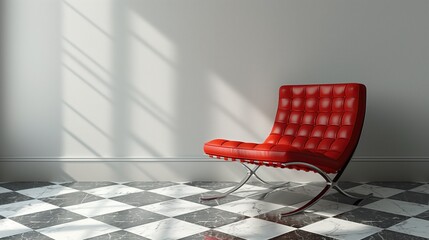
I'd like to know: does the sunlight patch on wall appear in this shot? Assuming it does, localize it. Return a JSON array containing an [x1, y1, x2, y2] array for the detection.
[[208, 72, 271, 143], [61, 0, 114, 157], [127, 11, 177, 157]]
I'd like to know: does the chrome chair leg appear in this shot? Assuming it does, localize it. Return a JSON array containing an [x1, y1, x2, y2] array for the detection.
[[200, 165, 260, 200], [332, 184, 373, 205], [281, 184, 332, 216]]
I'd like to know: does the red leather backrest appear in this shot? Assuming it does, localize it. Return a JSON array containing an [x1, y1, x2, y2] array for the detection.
[[264, 83, 366, 162]]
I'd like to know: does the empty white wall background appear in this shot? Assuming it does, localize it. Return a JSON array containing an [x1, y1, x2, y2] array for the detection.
[[0, 0, 428, 181]]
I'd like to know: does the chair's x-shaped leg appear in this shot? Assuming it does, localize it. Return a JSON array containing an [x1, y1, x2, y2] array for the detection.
[[200, 161, 372, 216], [200, 164, 261, 200]]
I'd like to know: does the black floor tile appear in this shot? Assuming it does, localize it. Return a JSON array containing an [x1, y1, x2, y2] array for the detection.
[[0, 231, 53, 240], [182, 191, 243, 207], [61, 182, 115, 190], [0, 182, 54, 191], [363, 230, 428, 240], [123, 181, 178, 190], [389, 191, 429, 205], [110, 191, 173, 207], [0, 192, 34, 205], [179, 230, 245, 240], [92, 208, 167, 229], [175, 208, 247, 228], [10, 208, 86, 230], [270, 230, 335, 240], [334, 207, 409, 228], [185, 181, 238, 190], [367, 182, 424, 190], [256, 209, 326, 228]]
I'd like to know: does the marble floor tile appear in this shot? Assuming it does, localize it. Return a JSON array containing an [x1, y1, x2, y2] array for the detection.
[[40, 192, 104, 207], [175, 208, 247, 228], [215, 218, 295, 240], [140, 199, 209, 217], [364, 199, 428, 217], [126, 218, 209, 240], [83, 184, 143, 198], [301, 218, 381, 240], [86, 230, 150, 240], [0, 182, 54, 191], [0, 192, 34, 206], [180, 229, 244, 240], [124, 181, 178, 190], [293, 199, 357, 217], [17, 185, 78, 199], [10, 208, 86, 230], [219, 184, 269, 198], [271, 229, 335, 240], [388, 217, 429, 239], [0, 186, 12, 194], [346, 184, 405, 198], [149, 184, 209, 198], [37, 218, 120, 240], [0, 200, 59, 218], [256, 208, 327, 228], [92, 208, 167, 229], [363, 229, 428, 240], [0, 219, 32, 238], [322, 192, 381, 206], [63, 199, 134, 217], [334, 207, 409, 228], [1, 231, 53, 240], [183, 191, 244, 207], [389, 191, 429, 205], [367, 182, 424, 190], [110, 191, 173, 207], [415, 210, 429, 221], [250, 189, 313, 206], [61, 182, 115, 191], [184, 181, 238, 190], [214, 199, 284, 217], [410, 184, 429, 194]]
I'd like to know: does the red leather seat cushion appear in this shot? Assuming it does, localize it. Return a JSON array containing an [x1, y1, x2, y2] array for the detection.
[[204, 139, 342, 173]]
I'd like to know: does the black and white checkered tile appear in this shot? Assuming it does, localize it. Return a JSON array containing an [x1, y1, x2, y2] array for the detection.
[[0, 181, 428, 239]]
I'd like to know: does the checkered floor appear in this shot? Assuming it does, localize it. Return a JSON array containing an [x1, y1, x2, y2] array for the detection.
[[0, 181, 428, 240]]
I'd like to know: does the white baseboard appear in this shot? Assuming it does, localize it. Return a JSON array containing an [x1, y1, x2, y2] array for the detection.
[[0, 158, 428, 182]]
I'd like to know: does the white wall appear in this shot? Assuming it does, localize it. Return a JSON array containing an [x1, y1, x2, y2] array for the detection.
[[1, 0, 428, 181]]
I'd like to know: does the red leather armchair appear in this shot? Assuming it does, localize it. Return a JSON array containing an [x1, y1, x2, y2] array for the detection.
[[202, 83, 368, 216]]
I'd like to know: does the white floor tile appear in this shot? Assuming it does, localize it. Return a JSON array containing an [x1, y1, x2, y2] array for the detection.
[[38, 218, 120, 240], [389, 217, 429, 238], [140, 199, 209, 217], [216, 218, 295, 240], [364, 199, 428, 216], [84, 184, 143, 198], [17, 185, 78, 199], [301, 217, 381, 240], [0, 219, 32, 238], [64, 199, 134, 217], [0, 200, 59, 218], [126, 218, 208, 240], [346, 184, 404, 198], [409, 184, 429, 194], [148, 184, 209, 198], [0, 186, 12, 194], [293, 199, 357, 217], [214, 198, 284, 217]]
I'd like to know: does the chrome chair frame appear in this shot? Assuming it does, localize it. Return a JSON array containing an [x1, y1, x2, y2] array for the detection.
[[201, 161, 371, 216]]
